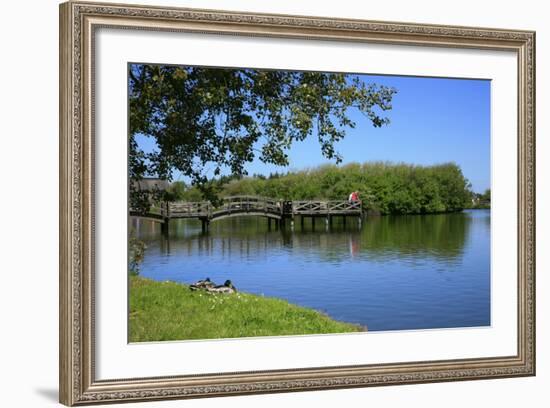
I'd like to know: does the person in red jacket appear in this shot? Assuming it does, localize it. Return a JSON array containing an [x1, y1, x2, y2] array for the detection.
[[348, 191, 360, 203]]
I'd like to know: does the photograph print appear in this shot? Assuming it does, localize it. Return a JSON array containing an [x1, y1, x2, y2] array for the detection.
[[128, 63, 491, 342]]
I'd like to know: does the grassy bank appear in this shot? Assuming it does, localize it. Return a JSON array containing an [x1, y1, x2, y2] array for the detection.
[[129, 276, 363, 342]]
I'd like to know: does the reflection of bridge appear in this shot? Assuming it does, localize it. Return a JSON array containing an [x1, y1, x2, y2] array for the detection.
[[130, 195, 363, 233]]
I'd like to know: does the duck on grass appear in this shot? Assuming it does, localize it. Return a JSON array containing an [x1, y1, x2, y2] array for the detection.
[[190, 278, 237, 294], [129, 276, 365, 342]]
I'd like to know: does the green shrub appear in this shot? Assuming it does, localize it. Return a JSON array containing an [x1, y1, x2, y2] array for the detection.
[[176, 161, 473, 215], [129, 236, 146, 276]]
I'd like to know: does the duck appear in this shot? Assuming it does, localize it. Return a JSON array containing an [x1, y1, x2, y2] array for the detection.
[[206, 280, 237, 294], [190, 277, 215, 291]]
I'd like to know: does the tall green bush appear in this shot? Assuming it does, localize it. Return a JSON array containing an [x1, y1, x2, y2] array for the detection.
[[170, 161, 473, 215]]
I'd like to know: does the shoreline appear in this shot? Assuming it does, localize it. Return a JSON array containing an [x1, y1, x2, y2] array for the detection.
[[129, 276, 364, 342]]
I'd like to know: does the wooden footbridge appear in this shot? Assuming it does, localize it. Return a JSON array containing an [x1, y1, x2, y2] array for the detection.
[[130, 195, 363, 233]]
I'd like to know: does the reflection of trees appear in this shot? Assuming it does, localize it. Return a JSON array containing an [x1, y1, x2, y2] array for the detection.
[[359, 213, 470, 261], [132, 212, 471, 263]]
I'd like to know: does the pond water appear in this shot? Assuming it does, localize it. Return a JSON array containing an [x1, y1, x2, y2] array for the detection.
[[131, 209, 490, 332]]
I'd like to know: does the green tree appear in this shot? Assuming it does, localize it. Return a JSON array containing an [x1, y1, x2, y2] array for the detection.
[[206, 161, 473, 215], [165, 181, 186, 201], [129, 64, 396, 211]]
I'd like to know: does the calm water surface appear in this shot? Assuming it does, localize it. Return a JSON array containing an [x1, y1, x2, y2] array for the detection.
[[132, 210, 490, 332]]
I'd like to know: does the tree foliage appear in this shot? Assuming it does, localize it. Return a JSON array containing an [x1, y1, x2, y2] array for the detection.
[[470, 188, 491, 209], [129, 236, 146, 276], [129, 64, 396, 211], [172, 162, 473, 215]]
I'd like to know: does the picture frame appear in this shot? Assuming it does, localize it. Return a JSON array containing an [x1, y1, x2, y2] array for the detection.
[[59, 1, 536, 405]]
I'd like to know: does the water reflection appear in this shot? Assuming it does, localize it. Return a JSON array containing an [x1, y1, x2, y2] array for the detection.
[[130, 210, 490, 331], [133, 212, 471, 263]]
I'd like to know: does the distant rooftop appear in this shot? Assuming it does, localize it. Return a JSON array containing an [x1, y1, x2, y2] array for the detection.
[[133, 177, 170, 191]]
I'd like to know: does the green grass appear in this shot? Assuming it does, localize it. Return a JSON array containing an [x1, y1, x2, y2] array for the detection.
[[129, 276, 364, 342]]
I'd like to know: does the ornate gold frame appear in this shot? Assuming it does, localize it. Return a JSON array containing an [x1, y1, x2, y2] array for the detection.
[[59, 1, 536, 405]]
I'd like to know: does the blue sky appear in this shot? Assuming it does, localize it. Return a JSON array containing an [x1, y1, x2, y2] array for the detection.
[[135, 73, 491, 193]]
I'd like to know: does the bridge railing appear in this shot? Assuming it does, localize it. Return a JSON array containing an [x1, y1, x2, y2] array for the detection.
[[143, 197, 361, 220], [327, 200, 362, 213], [164, 201, 212, 218], [213, 196, 282, 215], [292, 201, 326, 214], [292, 200, 361, 215]]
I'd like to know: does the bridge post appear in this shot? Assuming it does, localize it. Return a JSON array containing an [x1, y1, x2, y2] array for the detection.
[[311, 217, 316, 230], [201, 219, 209, 233], [300, 216, 304, 229], [160, 233, 171, 253], [268, 218, 272, 230], [161, 218, 169, 236]]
